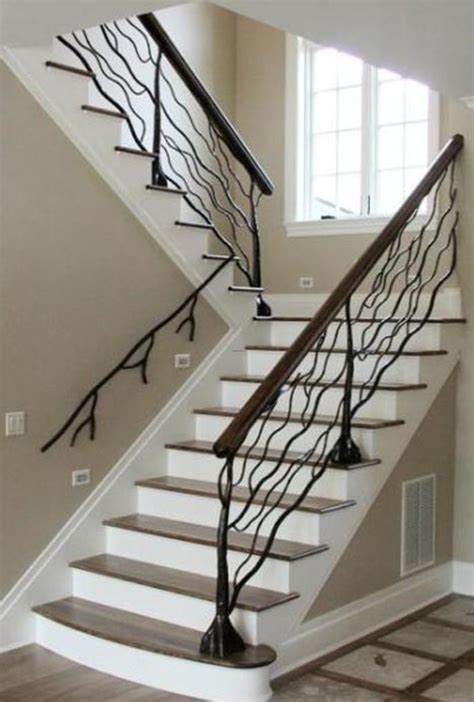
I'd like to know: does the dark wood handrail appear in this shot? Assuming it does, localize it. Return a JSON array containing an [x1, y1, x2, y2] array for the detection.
[[137, 13, 274, 196], [214, 134, 464, 457]]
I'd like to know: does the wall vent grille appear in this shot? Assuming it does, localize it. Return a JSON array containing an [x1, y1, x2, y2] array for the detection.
[[401, 475, 436, 576]]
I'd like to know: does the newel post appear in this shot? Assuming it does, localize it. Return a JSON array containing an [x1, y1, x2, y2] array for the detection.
[[329, 297, 362, 465], [200, 455, 246, 657]]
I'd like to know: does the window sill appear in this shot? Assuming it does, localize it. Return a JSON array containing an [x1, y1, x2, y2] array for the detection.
[[285, 214, 432, 238]]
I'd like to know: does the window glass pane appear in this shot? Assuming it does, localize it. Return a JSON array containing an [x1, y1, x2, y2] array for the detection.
[[377, 80, 405, 124], [337, 53, 363, 87], [378, 67, 400, 82], [338, 173, 361, 215], [338, 87, 362, 129], [312, 175, 337, 216], [313, 133, 337, 174], [338, 130, 361, 172], [313, 48, 338, 90], [404, 167, 425, 194], [377, 125, 404, 169], [405, 168, 428, 213], [313, 90, 337, 132], [405, 80, 429, 121], [377, 169, 404, 213], [405, 122, 428, 166]]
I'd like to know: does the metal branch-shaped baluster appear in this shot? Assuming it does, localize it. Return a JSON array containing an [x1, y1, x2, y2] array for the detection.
[[59, 15, 274, 315], [197, 137, 462, 657], [329, 297, 362, 465], [152, 50, 167, 186], [200, 455, 246, 657]]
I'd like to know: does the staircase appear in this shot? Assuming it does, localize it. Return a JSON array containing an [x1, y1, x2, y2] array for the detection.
[[1, 15, 466, 702]]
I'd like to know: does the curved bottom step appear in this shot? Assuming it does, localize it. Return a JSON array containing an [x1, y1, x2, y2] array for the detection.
[[34, 597, 275, 702]]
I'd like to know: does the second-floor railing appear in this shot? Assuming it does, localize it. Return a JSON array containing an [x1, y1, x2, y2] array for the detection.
[[199, 134, 463, 658], [59, 12, 274, 315]]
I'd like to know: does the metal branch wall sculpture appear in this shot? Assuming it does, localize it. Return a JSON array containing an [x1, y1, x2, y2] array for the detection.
[[41, 258, 232, 452]]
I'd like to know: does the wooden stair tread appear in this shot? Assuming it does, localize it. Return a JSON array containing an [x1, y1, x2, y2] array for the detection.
[[254, 315, 466, 324], [136, 476, 356, 514], [246, 344, 447, 357], [70, 554, 298, 612], [146, 184, 187, 195], [115, 146, 159, 158], [202, 253, 240, 261], [45, 61, 95, 78], [194, 406, 404, 429], [175, 220, 214, 230], [220, 374, 427, 392], [33, 597, 275, 669], [229, 285, 264, 293], [165, 439, 381, 471], [103, 514, 327, 561], [81, 105, 126, 119]]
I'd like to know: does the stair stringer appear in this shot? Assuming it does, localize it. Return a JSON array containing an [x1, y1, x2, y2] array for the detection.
[[0, 317, 269, 648], [1, 42, 257, 329], [262, 323, 464, 674]]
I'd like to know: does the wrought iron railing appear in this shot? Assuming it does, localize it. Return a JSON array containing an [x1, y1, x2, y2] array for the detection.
[[199, 135, 463, 657], [58, 13, 274, 315]]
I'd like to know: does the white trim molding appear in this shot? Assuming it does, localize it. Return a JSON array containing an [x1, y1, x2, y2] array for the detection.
[[285, 214, 433, 238], [273, 561, 453, 678], [452, 560, 474, 595], [0, 325, 246, 649]]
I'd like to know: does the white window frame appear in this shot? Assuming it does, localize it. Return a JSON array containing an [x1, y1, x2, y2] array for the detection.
[[285, 35, 440, 237]]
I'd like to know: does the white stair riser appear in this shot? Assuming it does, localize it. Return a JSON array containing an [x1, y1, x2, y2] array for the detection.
[[246, 350, 422, 384], [270, 320, 442, 351], [106, 526, 292, 592], [137, 488, 322, 545], [72, 569, 260, 644], [195, 414, 378, 457], [166, 449, 350, 499], [36, 616, 273, 702], [221, 381, 400, 420]]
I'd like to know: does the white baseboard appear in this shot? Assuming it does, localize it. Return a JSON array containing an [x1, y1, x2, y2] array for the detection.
[[453, 560, 474, 595], [273, 561, 453, 678]]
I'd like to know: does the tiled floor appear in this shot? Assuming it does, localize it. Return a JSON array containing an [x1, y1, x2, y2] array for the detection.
[[0, 595, 472, 701], [273, 594, 474, 701]]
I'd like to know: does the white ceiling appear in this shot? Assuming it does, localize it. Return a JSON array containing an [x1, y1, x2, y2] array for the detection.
[[1, 0, 473, 99]]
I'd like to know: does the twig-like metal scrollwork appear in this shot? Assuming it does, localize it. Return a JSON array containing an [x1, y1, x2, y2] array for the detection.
[[200, 152, 462, 657], [58, 16, 272, 296], [41, 259, 232, 452]]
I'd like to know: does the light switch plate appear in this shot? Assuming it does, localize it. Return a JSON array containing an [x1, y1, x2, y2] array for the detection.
[[5, 412, 26, 436], [175, 353, 191, 369], [299, 276, 314, 289], [72, 469, 91, 487]]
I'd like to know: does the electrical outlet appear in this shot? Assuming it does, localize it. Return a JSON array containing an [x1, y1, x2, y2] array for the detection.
[[299, 276, 314, 289], [5, 412, 26, 436], [175, 353, 191, 369], [72, 469, 91, 487]]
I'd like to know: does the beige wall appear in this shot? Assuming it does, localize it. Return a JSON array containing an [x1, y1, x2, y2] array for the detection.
[[0, 33, 229, 596], [159, 2, 237, 119], [306, 372, 457, 619], [446, 99, 474, 565]]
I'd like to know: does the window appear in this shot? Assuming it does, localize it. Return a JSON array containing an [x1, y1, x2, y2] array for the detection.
[[288, 39, 439, 231]]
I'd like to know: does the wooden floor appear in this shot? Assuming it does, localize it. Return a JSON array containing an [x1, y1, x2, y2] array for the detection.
[[0, 645, 200, 701], [2, 595, 473, 701]]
